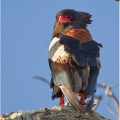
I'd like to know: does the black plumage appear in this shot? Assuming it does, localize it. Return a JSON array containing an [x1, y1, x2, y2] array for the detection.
[[48, 9, 102, 112]]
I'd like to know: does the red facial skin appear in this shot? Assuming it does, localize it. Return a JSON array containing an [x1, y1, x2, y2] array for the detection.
[[57, 15, 71, 24]]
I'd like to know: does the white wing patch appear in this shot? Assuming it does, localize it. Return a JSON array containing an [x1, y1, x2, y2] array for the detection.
[[48, 37, 60, 50], [48, 37, 69, 63]]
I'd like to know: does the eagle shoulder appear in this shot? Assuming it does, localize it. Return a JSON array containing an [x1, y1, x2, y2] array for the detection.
[[48, 37, 70, 64]]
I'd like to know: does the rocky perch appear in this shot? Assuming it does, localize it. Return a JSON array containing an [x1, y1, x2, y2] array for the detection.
[[0, 106, 109, 120]]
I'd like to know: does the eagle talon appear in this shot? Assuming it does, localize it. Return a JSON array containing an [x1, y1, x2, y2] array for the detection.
[[64, 101, 70, 106], [79, 97, 85, 105], [58, 101, 69, 107]]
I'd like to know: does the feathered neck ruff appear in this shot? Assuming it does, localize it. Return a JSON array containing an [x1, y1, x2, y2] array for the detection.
[[65, 28, 92, 43], [53, 22, 92, 43]]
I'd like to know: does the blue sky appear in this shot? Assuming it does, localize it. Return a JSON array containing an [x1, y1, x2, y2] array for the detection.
[[1, 0, 119, 120]]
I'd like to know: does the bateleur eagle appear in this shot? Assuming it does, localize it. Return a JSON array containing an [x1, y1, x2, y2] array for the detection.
[[48, 9, 102, 112]]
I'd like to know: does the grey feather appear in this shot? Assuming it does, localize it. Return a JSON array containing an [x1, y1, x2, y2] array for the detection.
[[48, 40, 61, 60], [59, 85, 83, 112]]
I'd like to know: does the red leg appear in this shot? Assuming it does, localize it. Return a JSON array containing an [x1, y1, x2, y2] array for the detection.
[[59, 93, 64, 105], [79, 97, 85, 105]]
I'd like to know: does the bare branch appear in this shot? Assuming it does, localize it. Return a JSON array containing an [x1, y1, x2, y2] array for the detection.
[[111, 83, 119, 88], [104, 85, 119, 113], [97, 83, 107, 88], [33, 76, 50, 85], [0, 106, 109, 120], [92, 95, 103, 111], [106, 98, 119, 120], [99, 83, 120, 120]]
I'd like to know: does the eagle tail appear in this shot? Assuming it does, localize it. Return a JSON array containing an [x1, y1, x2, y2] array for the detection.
[[59, 85, 83, 112]]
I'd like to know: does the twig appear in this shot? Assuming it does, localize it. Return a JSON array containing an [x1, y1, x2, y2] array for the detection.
[[106, 97, 119, 120], [98, 83, 119, 120], [33, 76, 50, 85], [92, 95, 102, 111]]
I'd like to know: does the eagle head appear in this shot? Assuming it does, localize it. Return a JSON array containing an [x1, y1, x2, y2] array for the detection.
[[56, 9, 75, 24], [52, 9, 92, 38]]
